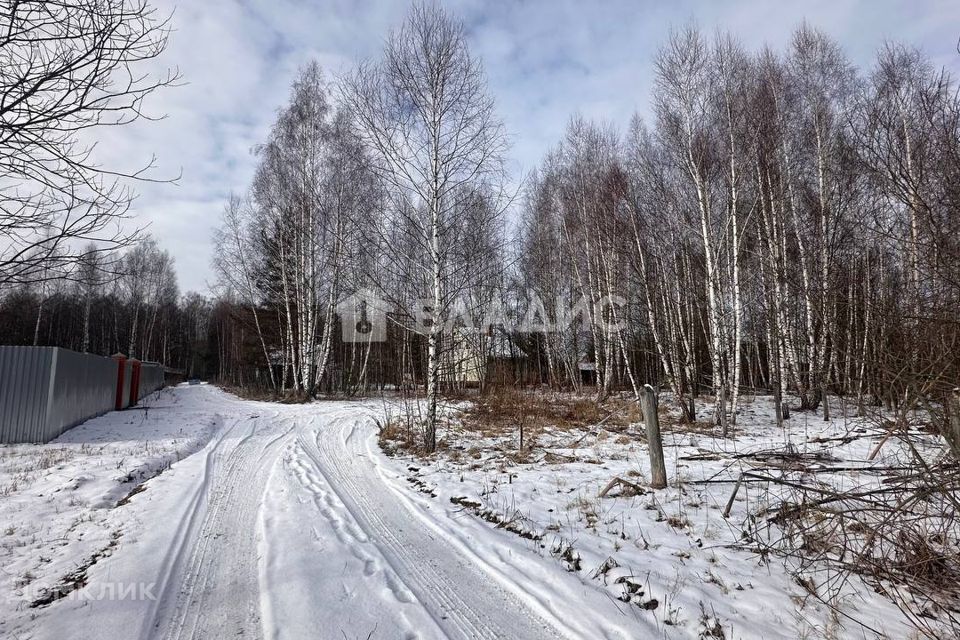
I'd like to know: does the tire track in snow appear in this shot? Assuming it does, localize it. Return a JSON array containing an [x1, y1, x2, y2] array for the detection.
[[294, 414, 564, 640], [147, 410, 292, 640], [136, 395, 634, 640], [287, 442, 423, 606]]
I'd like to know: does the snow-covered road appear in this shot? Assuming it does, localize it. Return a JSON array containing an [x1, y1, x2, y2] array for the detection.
[[149, 409, 293, 640], [9, 385, 646, 640]]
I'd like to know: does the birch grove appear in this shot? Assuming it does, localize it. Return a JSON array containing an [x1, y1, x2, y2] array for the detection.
[[513, 23, 960, 429], [196, 13, 960, 447], [211, 63, 382, 397]]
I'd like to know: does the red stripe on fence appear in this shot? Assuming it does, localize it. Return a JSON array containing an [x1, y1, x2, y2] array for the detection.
[[112, 354, 127, 411]]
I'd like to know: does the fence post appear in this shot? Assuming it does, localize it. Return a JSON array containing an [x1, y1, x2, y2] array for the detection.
[[642, 384, 667, 489], [128, 359, 141, 407], [946, 388, 960, 460], [112, 353, 127, 411]]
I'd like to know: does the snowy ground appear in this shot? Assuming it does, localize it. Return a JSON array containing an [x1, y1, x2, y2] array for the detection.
[[0, 384, 949, 639], [383, 392, 950, 640], [0, 384, 658, 640], [0, 386, 221, 626]]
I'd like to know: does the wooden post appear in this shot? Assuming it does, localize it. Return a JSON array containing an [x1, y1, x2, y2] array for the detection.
[[946, 388, 960, 460], [723, 473, 744, 518], [641, 384, 667, 489], [822, 381, 831, 421], [128, 358, 141, 407], [774, 384, 784, 428]]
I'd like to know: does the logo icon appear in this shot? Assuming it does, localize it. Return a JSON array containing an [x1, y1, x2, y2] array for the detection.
[[336, 289, 389, 342]]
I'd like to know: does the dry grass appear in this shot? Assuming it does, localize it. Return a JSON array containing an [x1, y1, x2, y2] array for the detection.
[[377, 388, 645, 463], [216, 384, 313, 404], [376, 415, 422, 456], [460, 388, 640, 440], [377, 388, 734, 470]]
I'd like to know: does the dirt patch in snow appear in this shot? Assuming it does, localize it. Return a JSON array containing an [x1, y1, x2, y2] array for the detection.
[[30, 532, 121, 608]]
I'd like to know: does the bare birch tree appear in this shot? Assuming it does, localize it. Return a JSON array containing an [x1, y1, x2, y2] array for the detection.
[[343, 2, 508, 450]]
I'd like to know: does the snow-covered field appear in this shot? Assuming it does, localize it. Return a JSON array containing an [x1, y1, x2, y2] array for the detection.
[[1, 384, 949, 639], [384, 393, 949, 639]]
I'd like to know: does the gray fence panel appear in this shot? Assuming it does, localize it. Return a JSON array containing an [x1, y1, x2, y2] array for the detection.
[[1, 347, 50, 443], [1, 347, 22, 442], [46, 348, 120, 441], [0, 347, 172, 443], [1, 347, 20, 441], [7, 347, 30, 442], [3, 347, 25, 442], [139, 362, 164, 399], [28, 348, 52, 441], [0, 347, 55, 444]]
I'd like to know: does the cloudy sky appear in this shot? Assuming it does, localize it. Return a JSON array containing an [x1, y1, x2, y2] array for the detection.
[[107, 0, 960, 294]]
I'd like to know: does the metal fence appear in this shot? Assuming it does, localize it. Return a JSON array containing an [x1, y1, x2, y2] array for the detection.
[[139, 361, 165, 399], [0, 346, 165, 444]]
